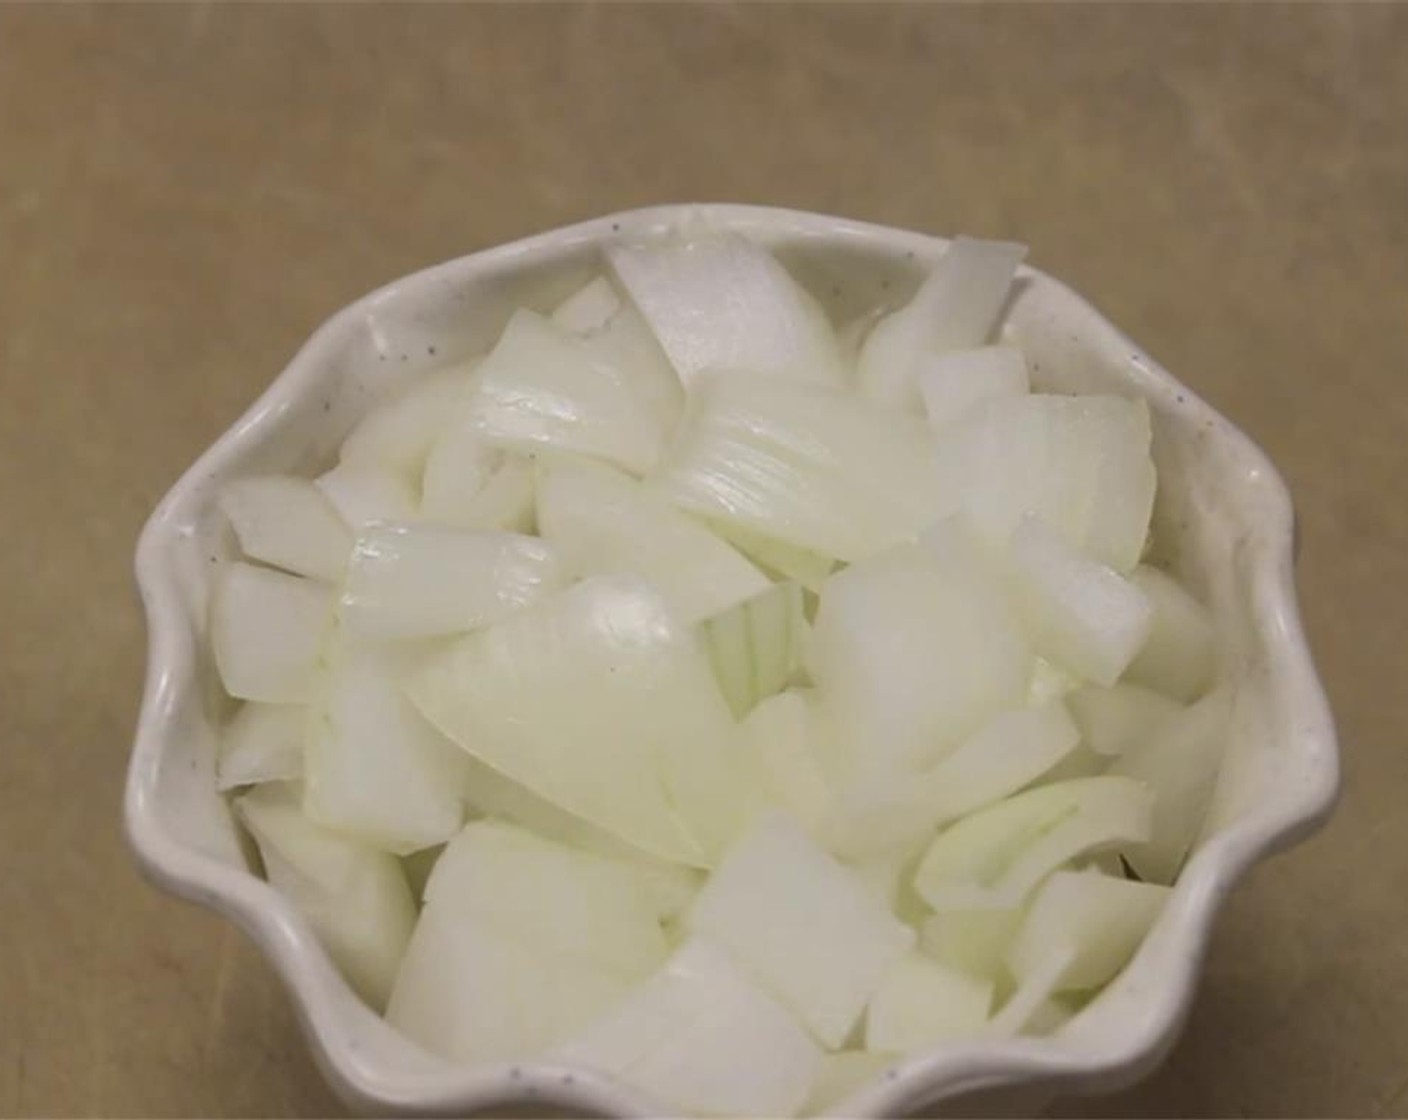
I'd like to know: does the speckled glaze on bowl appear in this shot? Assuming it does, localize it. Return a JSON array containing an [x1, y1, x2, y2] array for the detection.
[[125, 205, 1337, 1118]]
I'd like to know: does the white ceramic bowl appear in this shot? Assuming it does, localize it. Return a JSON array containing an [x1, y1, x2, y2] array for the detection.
[[126, 205, 1338, 1118]]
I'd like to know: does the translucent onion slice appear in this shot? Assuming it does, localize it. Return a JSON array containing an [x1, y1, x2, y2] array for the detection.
[[1027, 655, 1084, 706], [209, 562, 335, 704], [1108, 689, 1232, 883], [554, 274, 685, 434], [456, 753, 701, 919], [809, 537, 1032, 779], [237, 782, 415, 1011], [581, 297, 684, 434], [918, 344, 1031, 431], [339, 522, 565, 640], [217, 702, 305, 790], [315, 461, 418, 531], [742, 689, 832, 834], [919, 907, 1025, 983], [865, 951, 994, 1052], [700, 581, 806, 718], [608, 231, 846, 389], [912, 776, 1154, 912], [418, 425, 503, 528], [386, 904, 633, 1064], [688, 812, 915, 1048], [707, 519, 836, 592], [930, 392, 1155, 572], [1006, 870, 1170, 992], [857, 237, 1027, 411], [1066, 682, 1184, 758], [984, 943, 1077, 1037], [1005, 516, 1154, 688], [423, 820, 668, 978], [405, 575, 759, 867], [536, 456, 770, 626], [552, 938, 823, 1119], [550, 275, 622, 333], [462, 308, 675, 476], [303, 645, 467, 856], [423, 449, 536, 534], [822, 700, 1082, 860], [218, 475, 352, 582], [653, 373, 941, 563], [1124, 565, 1219, 701], [339, 365, 471, 480]]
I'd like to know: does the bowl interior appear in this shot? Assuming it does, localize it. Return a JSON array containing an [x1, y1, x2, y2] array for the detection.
[[129, 205, 1336, 1117]]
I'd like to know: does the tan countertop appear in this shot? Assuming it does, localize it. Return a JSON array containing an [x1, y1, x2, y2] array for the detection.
[[2, 6, 1405, 1117]]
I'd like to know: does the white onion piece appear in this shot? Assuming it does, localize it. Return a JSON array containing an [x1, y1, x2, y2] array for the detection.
[[918, 345, 1031, 431], [1066, 682, 1184, 757], [210, 562, 335, 703], [700, 581, 805, 718], [915, 697, 1081, 820], [919, 907, 1024, 982], [688, 813, 914, 1047], [424, 449, 535, 534], [462, 309, 671, 475], [576, 296, 684, 436], [913, 776, 1154, 912], [1027, 655, 1084, 706], [550, 275, 622, 333], [553, 938, 823, 1119], [339, 366, 471, 480], [536, 456, 770, 625], [806, 1051, 900, 1116], [1006, 870, 1170, 992], [315, 461, 418, 531], [865, 951, 994, 1052], [743, 690, 832, 835], [608, 232, 846, 388], [1005, 516, 1153, 687], [303, 646, 467, 856], [847, 836, 931, 928], [237, 783, 414, 1011], [809, 539, 1032, 778], [554, 275, 684, 438], [931, 393, 1155, 572], [857, 237, 1027, 411], [218, 475, 352, 582], [423, 820, 667, 978], [1082, 416, 1160, 575], [985, 943, 1077, 1037], [217, 702, 305, 790], [1108, 689, 1232, 883], [654, 373, 941, 563], [418, 425, 502, 528], [1034, 742, 1109, 785], [822, 700, 1081, 860], [1125, 565, 1219, 701], [456, 753, 700, 920], [847, 847, 908, 913], [708, 520, 836, 591], [406, 575, 758, 866], [387, 904, 632, 1064], [339, 523, 565, 640]]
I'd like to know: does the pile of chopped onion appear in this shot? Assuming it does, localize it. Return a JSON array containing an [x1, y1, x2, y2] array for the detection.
[[211, 229, 1225, 1118]]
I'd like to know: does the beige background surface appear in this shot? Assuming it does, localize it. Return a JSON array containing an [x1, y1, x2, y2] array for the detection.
[[1, 5, 1405, 1117]]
